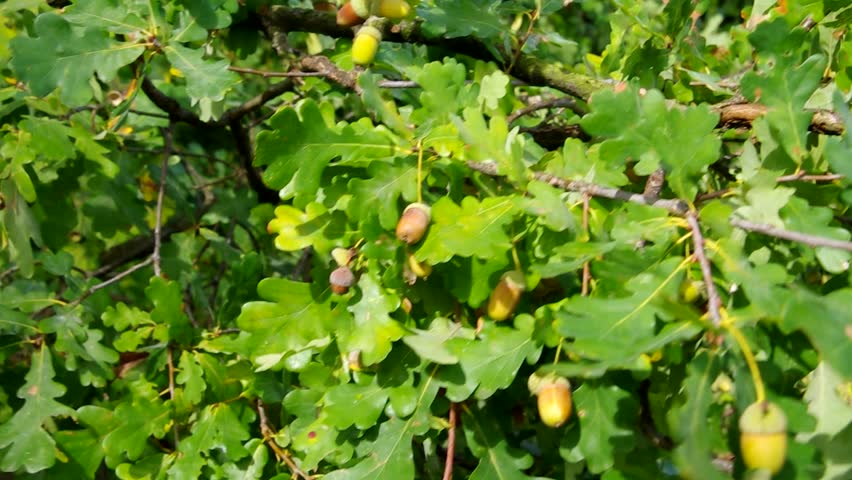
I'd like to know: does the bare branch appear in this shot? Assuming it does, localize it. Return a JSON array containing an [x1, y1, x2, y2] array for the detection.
[[507, 97, 584, 123], [442, 402, 457, 480], [730, 218, 852, 252], [257, 399, 312, 479], [466, 161, 690, 215], [153, 127, 173, 277], [68, 258, 154, 309], [141, 77, 207, 127], [228, 119, 281, 204], [229, 66, 325, 78], [686, 212, 723, 328]]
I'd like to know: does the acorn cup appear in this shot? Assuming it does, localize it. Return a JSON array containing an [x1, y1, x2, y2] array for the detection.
[[395, 202, 431, 244], [739, 401, 788, 475], [487, 270, 526, 321], [329, 266, 356, 294]]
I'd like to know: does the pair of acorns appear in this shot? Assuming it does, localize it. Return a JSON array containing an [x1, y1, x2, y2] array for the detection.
[[333, 0, 412, 65], [327, 202, 430, 294]]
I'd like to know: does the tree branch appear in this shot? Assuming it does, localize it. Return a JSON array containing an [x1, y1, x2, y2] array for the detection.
[[686, 212, 723, 328], [466, 161, 690, 215], [730, 218, 852, 252], [263, 7, 604, 100], [229, 119, 280, 204], [257, 399, 311, 479], [442, 402, 457, 480], [153, 126, 173, 277]]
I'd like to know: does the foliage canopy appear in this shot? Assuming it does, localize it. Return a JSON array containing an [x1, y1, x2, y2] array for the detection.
[[1, 0, 851, 479]]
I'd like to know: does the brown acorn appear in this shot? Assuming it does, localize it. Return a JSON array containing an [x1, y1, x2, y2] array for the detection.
[[329, 266, 355, 294], [739, 401, 787, 474], [487, 270, 526, 321], [395, 203, 431, 245], [336, 0, 371, 26]]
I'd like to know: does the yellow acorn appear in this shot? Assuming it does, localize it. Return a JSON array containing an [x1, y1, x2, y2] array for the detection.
[[377, 0, 411, 18], [351, 25, 382, 65], [395, 202, 431, 244], [407, 253, 432, 279], [535, 376, 572, 428], [739, 401, 788, 475], [487, 270, 526, 321]]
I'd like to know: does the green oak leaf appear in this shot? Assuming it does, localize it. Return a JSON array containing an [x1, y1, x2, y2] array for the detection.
[[10, 13, 145, 105], [53, 429, 104, 479], [555, 257, 686, 357], [779, 288, 852, 379], [669, 351, 728, 480], [340, 272, 405, 365], [418, 0, 505, 40], [176, 351, 206, 405], [255, 100, 396, 205], [582, 86, 720, 199], [89, 379, 171, 464], [348, 159, 418, 231], [573, 381, 638, 473], [781, 197, 852, 273], [741, 54, 826, 163], [477, 70, 511, 111], [163, 43, 240, 121], [402, 317, 476, 365], [268, 203, 343, 253], [797, 363, 852, 479], [455, 107, 526, 183], [236, 278, 332, 371], [63, 0, 150, 34], [323, 418, 414, 480], [404, 59, 477, 123], [168, 403, 251, 478], [463, 405, 534, 480], [0, 179, 42, 277], [146, 277, 192, 346], [416, 196, 516, 264], [177, 0, 234, 30], [0, 347, 75, 473], [323, 380, 389, 430], [521, 180, 576, 232], [221, 439, 268, 480], [448, 321, 540, 399]]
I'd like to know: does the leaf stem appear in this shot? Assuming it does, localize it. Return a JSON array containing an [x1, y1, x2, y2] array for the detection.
[[442, 402, 457, 480], [725, 322, 766, 403], [416, 140, 424, 204]]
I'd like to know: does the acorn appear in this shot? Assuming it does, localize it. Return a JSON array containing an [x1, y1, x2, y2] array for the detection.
[[332, 247, 353, 267], [337, 0, 371, 26], [487, 270, 526, 321], [351, 25, 382, 65], [534, 376, 572, 428], [407, 253, 432, 279], [395, 202, 431, 244], [329, 266, 356, 294], [739, 401, 788, 474], [377, 0, 411, 18]]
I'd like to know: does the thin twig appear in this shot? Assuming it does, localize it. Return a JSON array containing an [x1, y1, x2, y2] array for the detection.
[[153, 127, 173, 277], [228, 66, 325, 78], [442, 402, 457, 480], [68, 257, 154, 309], [776, 172, 844, 183], [466, 161, 690, 215], [257, 399, 311, 479], [507, 97, 583, 123], [581, 193, 591, 296], [167, 348, 179, 445], [686, 211, 723, 327], [730, 217, 852, 252]]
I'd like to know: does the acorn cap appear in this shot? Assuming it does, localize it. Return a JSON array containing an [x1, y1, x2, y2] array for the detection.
[[351, 0, 372, 18], [739, 401, 787, 434], [356, 25, 383, 42], [501, 270, 527, 291]]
